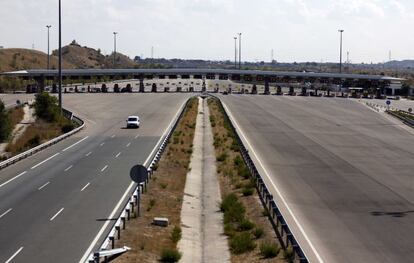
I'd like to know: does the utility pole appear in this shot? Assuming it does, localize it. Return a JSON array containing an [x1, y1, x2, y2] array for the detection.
[[338, 29, 344, 74], [234, 37, 237, 69], [58, 0, 62, 113], [46, 25, 51, 70], [271, 49, 274, 63], [113, 32, 118, 68], [151, 46, 154, 60], [238, 33, 242, 69]]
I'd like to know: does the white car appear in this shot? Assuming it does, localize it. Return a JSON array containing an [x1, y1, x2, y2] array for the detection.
[[126, 116, 140, 128]]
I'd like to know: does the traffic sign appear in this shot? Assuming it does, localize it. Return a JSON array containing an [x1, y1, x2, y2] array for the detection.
[[408, 108, 413, 113], [386, 100, 391, 105]]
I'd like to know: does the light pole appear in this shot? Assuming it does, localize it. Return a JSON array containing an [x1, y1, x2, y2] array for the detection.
[[46, 25, 51, 70], [238, 33, 242, 69], [58, 0, 62, 113], [113, 32, 118, 68], [338, 29, 344, 74], [234, 36, 237, 69]]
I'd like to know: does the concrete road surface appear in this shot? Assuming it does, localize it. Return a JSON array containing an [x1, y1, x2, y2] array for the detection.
[[0, 93, 192, 263], [218, 94, 414, 263]]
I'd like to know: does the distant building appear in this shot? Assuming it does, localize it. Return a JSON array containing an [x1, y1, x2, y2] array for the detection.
[[0, 46, 4, 49]]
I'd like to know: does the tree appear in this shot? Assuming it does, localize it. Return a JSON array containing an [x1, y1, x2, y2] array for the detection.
[[34, 92, 60, 122], [0, 100, 12, 142]]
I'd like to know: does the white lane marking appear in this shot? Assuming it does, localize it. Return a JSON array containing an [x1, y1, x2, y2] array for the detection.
[[38, 182, 50, 190], [111, 134, 115, 138], [64, 165, 73, 172], [222, 101, 324, 263], [50, 208, 64, 221], [5, 247, 23, 263], [0, 208, 12, 219], [100, 142, 105, 147], [101, 165, 108, 172], [134, 134, 139, 139], [85, 151, 92, 157], [78, 98, 188, 263], [81, 182, 90, 192], [115, 152, 121, 158], [31, 153, 60, 170], [62, 136, 89, 152], [0, 171, 27, 189], [126, 142, 131, 147]]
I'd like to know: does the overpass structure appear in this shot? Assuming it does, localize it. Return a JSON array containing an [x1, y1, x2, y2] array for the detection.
[[1, 68, 404, 96]]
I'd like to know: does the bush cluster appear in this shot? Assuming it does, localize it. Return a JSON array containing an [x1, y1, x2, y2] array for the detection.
[[34, 92, 60, 122], [0, 101, 12, 143]]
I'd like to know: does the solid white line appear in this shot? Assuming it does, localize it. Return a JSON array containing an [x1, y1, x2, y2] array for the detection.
[[50, 208, 64, 221], [222, 102, 324, 263], [31, 153, 60, 170], [85, 151, 92, 157], [5, 247, 23, 263], [78, 98, 188, 263], [81, 182, 90, 192], [62, 136, 89, 152], [100, 142, 105, 147], [0, 208, 12, 219], [115, 152, 121, 158], [101, 165, 108, 172], [64, 165, 73, 172], [0, 171, 27, 189], [38, 182, 50, 190], [126, 142, 131, 147]]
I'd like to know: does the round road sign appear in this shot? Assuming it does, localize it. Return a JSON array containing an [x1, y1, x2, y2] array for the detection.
[[386, 100, 391, 105], [408, 108, 413, 113]]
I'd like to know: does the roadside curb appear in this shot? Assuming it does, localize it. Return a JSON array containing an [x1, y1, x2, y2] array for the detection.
[[0, 108, 85, 170]]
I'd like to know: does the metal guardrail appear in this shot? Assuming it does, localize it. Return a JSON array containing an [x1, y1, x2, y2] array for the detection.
[[88, 97, 194, 263], [386, 110, 414, 128], [0, 109, 85, 170], [212, 96, 308, 263]]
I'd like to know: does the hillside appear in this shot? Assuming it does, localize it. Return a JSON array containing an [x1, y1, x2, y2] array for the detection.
[[51, 41, 138, 69], [0, 48, 75, 72]]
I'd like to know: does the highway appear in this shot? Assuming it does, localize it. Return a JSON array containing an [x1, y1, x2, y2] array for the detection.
[[0, 93, 192, 263], [218, 94, 414, 263]]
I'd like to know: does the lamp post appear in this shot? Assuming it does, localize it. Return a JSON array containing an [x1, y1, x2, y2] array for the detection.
[[338, 29, 344, 74], [234, 36, 237, 69], [113, 32, 118, 68], [58, 0, 62, 113], [238, 33, 242, 69], [46, 25, 51, 70]]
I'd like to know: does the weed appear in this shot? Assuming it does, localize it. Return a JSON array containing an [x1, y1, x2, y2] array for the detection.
[[230, 232, 256, 254], [283, 245, 295, 263], [242, 187, 254, 196], [170, 226, 182, 243], [253, 227, 265, 239], [260, 241, 280, 258], [239, 219, 255, 231], [160, 248, 182, 262]]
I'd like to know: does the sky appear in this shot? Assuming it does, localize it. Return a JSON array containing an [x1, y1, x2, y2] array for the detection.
[[0, 0, 413, 63]]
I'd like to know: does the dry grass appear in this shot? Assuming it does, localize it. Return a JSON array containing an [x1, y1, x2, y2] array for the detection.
[[8, 106, 24, 127], [5, 118, 66, 155], [208, 98, 287, 263], [114, 97, 198, 263]]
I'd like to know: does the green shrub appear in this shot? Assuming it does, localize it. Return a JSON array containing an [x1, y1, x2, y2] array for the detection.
[[160, 248, 182, 262], [242, 187, 254, 196], [61, 122, 74, 133], [260, 242, 280, 258], [221, 193, 246, 224], [262, 208, 270, 217], [253, 227, 264, 239], [283, 245, 295, 263], [217, 152, 228, 162], [224, 223, 236, 237], [170, 226, 182, 243], [34, 92, 60, 122], [0, 101, 12, 142], [233, 155, 243, 166], [239, 219, 255, 231], [230, 232, 256, 254]]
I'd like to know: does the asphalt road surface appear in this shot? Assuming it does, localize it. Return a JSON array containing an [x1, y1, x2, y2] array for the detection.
[[0, 93, 192, 263], [218, 94, 414, 263], [0, 94, 34, 109]]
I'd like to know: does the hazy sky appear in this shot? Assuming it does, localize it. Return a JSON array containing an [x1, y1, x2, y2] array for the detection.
[[1, 0, 413, 63]]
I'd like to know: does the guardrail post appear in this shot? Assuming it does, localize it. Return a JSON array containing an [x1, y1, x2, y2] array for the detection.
[[130, 201, 134, 214], [116, 226, 121, 239], [93, 253, 100, 263], [126, 208, 130, 220], [121, 216, 126, 229], [109, 236, 115, 249]]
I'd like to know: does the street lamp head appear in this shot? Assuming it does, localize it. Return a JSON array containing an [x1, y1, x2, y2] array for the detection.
[[338, 29, 344, 33], [113, 32, 118, 35], [46, 25, 51, 28]]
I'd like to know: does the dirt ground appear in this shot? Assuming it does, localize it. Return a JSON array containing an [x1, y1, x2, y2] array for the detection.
[[114, 97, 198, 263], [208, 98, 287, 263]]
